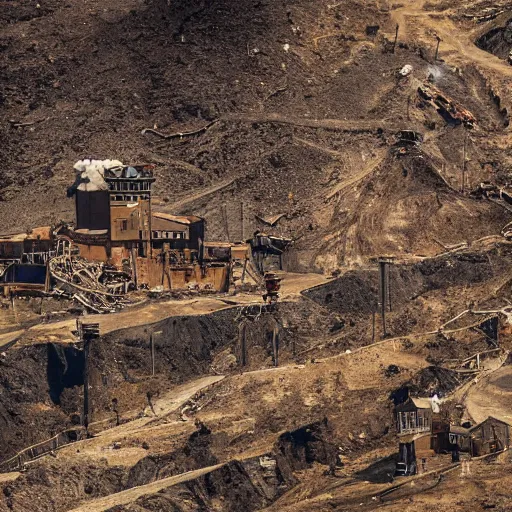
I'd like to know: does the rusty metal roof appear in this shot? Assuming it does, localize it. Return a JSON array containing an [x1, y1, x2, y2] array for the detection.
[[0, 226, 52, 242], [152, 212, 203, 225], [410, 398, 432, 409], [398, 432, 432, 443]]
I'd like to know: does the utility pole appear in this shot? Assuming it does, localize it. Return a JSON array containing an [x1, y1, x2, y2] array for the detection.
[[150, 330, 162, 376], [378, 257, 394, 338], [222, 203, 230, 241], [272, 326, 279, 367], [434, 36, 441, 60], [80, 321, 100, 435], [392, 24, 399, 53], [239, 323, 247, 367], [241, 257, 248, 283], [112, 398, 120, 426], [461, 131, 468, 194], [387, 264, 392, 313], [379, 260, 387, 338], [240, 201, 245, 241]]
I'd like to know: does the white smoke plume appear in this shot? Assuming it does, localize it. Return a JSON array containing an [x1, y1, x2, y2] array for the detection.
[[427, 65, 443, 83], [73, 159, 124, 192]]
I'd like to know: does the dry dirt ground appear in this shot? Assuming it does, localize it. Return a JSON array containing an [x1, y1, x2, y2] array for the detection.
[[1, 0, 511, 270], [465, 366, 512, 424], [1, 0, 512, 511]]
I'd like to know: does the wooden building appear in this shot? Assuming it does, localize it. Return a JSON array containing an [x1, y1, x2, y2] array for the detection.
[[0, 227, 54, 293], [397, 432, 433, 475], [470, 416, 510, 456], [395, 397, 433, 436], [433, 424, 471, 454], [249, 232, 292, 273], [0, 227, 53, 265], [395, 397, 435, 476]]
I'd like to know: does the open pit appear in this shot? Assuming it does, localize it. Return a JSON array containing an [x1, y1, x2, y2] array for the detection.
[[475, 17, 512, 62]]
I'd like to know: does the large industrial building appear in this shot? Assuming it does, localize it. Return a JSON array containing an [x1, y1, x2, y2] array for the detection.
[[0, 160, 248, 299]]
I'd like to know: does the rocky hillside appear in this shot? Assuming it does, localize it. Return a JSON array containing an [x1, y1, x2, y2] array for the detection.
[[1, 0, 511, 271]]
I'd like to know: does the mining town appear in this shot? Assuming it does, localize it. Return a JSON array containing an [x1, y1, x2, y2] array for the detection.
[[1, 1, 512, 511]]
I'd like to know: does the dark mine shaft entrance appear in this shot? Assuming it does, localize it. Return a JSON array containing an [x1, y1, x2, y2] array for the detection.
[[46, 343, 85, 405]]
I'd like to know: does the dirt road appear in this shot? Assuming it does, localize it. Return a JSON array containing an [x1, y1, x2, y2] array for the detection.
[[0, 330, 23, 350], [55, 375, 224, 467], [390, 0, 512, 81], [68, 463, 224, 512], [7, 272, 329, 347], [465, 366, 512, 424]]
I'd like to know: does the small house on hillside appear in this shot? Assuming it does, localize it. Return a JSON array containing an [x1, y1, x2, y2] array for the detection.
[[397, 432, 433, 476], [433, 424, 471, 454], [395, 397, 432, 435], [470, 416, 510, 456], [395, 397, 435, 476]]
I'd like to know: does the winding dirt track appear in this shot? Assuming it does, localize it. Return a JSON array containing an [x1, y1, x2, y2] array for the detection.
[[55, 375, 225, 468], [11, 272, 329, 346], [390, 0, 512, 81], [69, 463, 224, 512], [465, 366, 512, 424]]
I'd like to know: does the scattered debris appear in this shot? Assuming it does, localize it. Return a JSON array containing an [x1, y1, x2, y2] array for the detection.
[[366, 25, 379, 36], [49, 255, 131, 313], [255, 213, 286, 227], [385, 364, 401, 377], [141, 120, 219, 139], [399, 64, 413, 77], [418, 82, 476, 127], [8, 117, 47, 128]]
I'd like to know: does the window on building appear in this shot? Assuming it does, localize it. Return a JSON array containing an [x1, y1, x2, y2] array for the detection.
[[400, 412, 407, 431], [120, 219, 128, 231], [403, 412, 415, 430]]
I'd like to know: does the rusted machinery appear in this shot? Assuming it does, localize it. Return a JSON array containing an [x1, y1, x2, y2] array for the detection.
[[418, 83, 476, 127], [263, 272, 282, 304], [49, 254, 132, 313]]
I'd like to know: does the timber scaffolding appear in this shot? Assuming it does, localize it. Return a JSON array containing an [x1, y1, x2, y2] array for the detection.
[[0, 427, 87, 473]]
